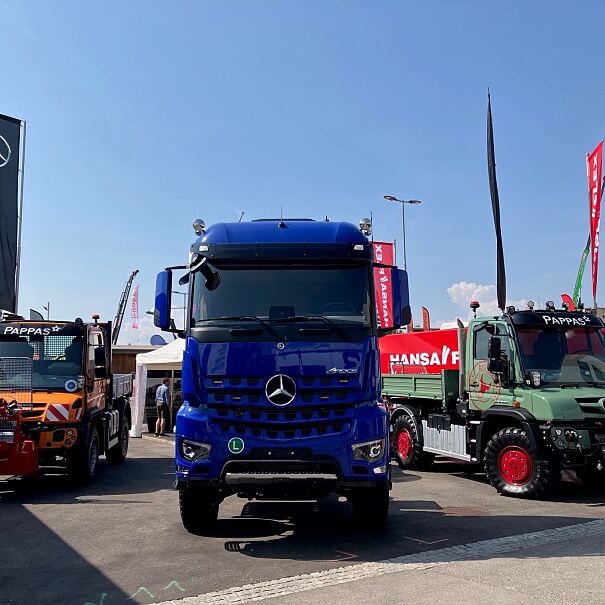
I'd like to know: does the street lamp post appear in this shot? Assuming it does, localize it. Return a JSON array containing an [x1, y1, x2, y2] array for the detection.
[[383, 195, 422, 270]]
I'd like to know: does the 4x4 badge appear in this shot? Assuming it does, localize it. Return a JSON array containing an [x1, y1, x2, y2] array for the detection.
[[228, 437, 245, 454]]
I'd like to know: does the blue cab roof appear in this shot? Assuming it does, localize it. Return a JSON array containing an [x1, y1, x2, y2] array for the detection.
[[197, 219, 369, 246]]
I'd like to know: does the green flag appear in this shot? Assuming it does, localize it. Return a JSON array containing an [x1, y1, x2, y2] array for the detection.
[[573, 235, 590, 306]]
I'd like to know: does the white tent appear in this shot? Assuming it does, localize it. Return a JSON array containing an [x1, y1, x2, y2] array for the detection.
[[130, 338, 185, 437]]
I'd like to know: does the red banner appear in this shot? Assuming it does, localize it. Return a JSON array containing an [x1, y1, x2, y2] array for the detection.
[[372, 242, 394, 328], [588, 141, 603, 304], [131, 284, 139, 329], [379, 328, 460, 374]]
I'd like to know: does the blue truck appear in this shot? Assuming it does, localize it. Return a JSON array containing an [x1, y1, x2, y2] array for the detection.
[[154, 218, 410, 533]]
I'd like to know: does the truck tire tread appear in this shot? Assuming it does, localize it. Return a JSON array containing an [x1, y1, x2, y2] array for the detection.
[[67, 427, 100, 485], [351, 485, 389, 528], [179, 487, 219, 535], [106, 420, 129, 464], [484, 427, 560, 498], [392, 414, 434, 470]]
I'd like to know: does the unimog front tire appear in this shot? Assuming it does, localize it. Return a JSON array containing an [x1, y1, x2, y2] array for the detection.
[[67, 427, 100, 484], [484, 427, 560, 498], [106, 419, 129, 464], [179, 487, 219, 535], [392, 414, 434, 470]]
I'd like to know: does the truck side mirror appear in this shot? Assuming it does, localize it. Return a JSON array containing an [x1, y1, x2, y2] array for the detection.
[[391, 268, 412, 328], [154, 270, 173, 330], [93, 346, 106, 367], [93, 346, 107, 379], [487, 336, 504, 373]]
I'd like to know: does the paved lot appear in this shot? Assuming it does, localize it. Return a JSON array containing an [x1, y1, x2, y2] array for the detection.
[[1, 438, 605, 605]]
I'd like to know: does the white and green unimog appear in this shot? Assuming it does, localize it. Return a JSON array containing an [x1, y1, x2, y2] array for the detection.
[[382, 304, 605, 497]]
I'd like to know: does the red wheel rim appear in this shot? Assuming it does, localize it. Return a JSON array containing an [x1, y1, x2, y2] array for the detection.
[[498, 445, 533, 485], [397, 429, 413, 461]]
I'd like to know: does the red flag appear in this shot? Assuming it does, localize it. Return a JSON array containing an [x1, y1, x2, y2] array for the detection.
[[421, 306, 431, 331], [131, 284, 139, 329], [587, 141, 603, 305], [372, 242, 394, 328], [560, 294, 576, 311]]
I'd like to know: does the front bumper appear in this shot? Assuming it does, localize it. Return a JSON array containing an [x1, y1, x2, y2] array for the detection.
[[541, 422, 605, 468], [174, 401, 390, 493]]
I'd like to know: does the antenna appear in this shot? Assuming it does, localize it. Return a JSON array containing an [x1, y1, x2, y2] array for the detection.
[[370, 211, 374, 241], [238, 211, 244, 222], [278, 204, 286, 228]]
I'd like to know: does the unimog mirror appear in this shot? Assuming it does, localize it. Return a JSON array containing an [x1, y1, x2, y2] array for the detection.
[[487, 336, 505, 374], [93, 346, 106, 367], [93, 346, 107, 379]]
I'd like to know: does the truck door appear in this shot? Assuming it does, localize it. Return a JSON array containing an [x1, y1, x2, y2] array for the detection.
[[467, 321, 514, 412], [87, 328, 107, 414]]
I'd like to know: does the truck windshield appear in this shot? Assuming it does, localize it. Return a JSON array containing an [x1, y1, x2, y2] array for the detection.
[[516, 327, 605, 385], [0, 334, 83, 390], [191, 263, 372, 339]]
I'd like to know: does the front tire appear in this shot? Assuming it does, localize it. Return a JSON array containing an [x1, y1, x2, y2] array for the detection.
[[179, 487, 220, 534], [484, 427, 560, 498], [392, 414, 434, 470], [67, 427, 100, 484], [106, 420, 129, 464], [351, 485, 389, 528]]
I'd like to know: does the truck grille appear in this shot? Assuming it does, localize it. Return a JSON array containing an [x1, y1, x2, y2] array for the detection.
[[206, 374, 356, 440]]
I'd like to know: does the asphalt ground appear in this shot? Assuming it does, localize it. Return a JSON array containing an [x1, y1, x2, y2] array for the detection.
[[1, 438, 605, 605]]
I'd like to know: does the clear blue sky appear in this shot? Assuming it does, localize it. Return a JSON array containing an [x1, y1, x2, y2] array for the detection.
[[1, 1, 604, 341]]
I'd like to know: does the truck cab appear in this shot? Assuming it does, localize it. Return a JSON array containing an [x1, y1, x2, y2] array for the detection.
[[154, 218, 410, 531], [0, 316, 132, 481], [383, 305, 605, 497]]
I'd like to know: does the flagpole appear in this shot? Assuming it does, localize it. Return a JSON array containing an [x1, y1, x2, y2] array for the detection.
[[14, 120, 26, 314]]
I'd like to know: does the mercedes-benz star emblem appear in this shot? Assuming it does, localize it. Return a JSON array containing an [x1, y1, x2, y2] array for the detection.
[[265, 374, 296, 406], [0, 135, 11, 169]]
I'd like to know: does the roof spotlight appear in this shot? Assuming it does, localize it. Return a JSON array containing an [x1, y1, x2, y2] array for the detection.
[[562, 302, 569, 311], [193, 218, 205, 235], [359, 218, 372, 236], [527, 300, 535, 310], [506, 305, 516, 314], [545, 300, 555, 310]]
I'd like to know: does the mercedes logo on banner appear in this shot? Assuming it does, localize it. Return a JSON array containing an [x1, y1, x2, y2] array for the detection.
[[265, 374, 297, 406], [0, 134, 11, 169]]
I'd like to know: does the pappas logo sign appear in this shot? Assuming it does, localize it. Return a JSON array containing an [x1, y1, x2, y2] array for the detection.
[[1, 325, 61, 336], [542, 315, 592, 326]]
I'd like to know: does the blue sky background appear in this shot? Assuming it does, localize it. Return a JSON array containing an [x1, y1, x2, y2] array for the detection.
[[1, 1, 604, 342]]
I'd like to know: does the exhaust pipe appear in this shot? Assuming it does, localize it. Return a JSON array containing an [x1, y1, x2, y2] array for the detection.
[[457, 318, 466, 401]]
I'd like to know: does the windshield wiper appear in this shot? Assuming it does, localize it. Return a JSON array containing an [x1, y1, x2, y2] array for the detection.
[[279, 315, 350, 340], [195, 316, 283, 340]]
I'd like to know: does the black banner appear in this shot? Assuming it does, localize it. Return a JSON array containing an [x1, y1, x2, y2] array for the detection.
[[487, 94, 506, 313], [0, 113, 21, 313]]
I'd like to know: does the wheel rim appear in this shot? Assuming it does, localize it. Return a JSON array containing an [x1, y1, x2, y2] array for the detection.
[[498, 445, 533, 485], [89, 436, 98, 474], [397, 429, 413, 461], [121, 424, 129, 456]]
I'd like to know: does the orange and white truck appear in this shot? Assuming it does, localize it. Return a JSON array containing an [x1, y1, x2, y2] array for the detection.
[[0, 314, 132, 482]]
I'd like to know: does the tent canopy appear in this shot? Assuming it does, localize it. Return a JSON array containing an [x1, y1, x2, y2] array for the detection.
[[130, 337, 185, 437], [135, 337, 185, 368]]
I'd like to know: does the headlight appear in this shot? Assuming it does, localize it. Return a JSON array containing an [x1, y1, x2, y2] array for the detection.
[[180, 438, 211, 461], [351, 439, 385, 462]]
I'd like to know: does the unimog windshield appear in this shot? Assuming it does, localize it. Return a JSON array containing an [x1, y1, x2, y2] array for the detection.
[[516, 326, 605, 386], [0, 331, 84, 391]]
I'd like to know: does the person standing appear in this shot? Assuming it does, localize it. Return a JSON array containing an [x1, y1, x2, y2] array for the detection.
[[155, 378, 170, 436]]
